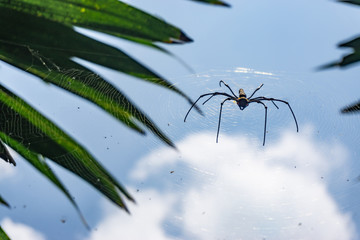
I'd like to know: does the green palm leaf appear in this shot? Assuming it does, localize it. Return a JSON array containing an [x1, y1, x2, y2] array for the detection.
[[0, 0, 215, 229], [0, 133, 91, 227], [0, 85, 134, 214], [0, 226, 10, 240], [0, 7, 196, 147], [0, 0, 192, 44], [0, 195, 10, 208]]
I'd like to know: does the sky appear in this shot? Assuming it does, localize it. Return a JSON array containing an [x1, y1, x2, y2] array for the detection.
[[2, 0, 360, 239]]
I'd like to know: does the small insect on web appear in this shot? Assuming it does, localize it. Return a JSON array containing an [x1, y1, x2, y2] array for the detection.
[[184, 80, 299, 145]]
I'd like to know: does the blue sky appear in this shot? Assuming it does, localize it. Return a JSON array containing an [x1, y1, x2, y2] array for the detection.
[[1, 0, 360, 239]]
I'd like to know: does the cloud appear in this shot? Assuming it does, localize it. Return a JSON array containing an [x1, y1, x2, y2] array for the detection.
[[0, 163, 15, 181], [87, 126, 357, 240], [85, 189, 177, 240], [1, 218, 46, 240]]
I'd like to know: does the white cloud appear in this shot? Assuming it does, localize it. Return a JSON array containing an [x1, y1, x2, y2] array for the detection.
[[1, 218, 46, 240], [0, 163, 15, 180], [87, 126, 357, 240], [85, 189, 177, 240]]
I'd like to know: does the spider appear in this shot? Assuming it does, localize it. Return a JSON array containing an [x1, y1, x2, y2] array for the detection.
[[184, 80, 299, 145]]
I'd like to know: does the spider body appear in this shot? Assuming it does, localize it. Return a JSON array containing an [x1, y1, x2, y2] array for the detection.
[[184, 80, 299, 145], [237, 100, 249, 110]]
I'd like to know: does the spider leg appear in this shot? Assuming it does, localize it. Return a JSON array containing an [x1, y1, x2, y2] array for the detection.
[[252, 97, 299, 132], [248, 83, 264, 99], [202, 92, 234, 105], [184, 92, 235, 122], [216, 97, 232, 143], [271, 100, 279, 109], [219, 80, 237, 98], [251, 97, 279, 109], [250, 100, 268, 146], [202, 94, 216, 105]]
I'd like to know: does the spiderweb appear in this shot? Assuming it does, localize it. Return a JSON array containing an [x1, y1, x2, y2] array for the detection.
[[123, 67, 360, 240], [143, 66, 360, 147], [2, 39, 360, 239], [146, 67, 304, 146]]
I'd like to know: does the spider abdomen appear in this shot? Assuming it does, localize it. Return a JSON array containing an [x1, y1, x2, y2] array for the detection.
[[237, 97, 249, 110]]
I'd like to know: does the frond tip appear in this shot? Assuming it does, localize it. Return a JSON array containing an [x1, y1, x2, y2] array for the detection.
[[341, 101, 360, 113], [0, 140, 16, 166]]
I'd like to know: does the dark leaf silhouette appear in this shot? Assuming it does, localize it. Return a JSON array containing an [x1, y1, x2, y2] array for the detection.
[[0, 195, 10, 208], [341, 101, 360, 113], [319, 36, 360, 69], [0, 141, 16, 166], [338, 0, 360, 6], [320, 1, 360, 113], [190, 0, 231, 7]]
